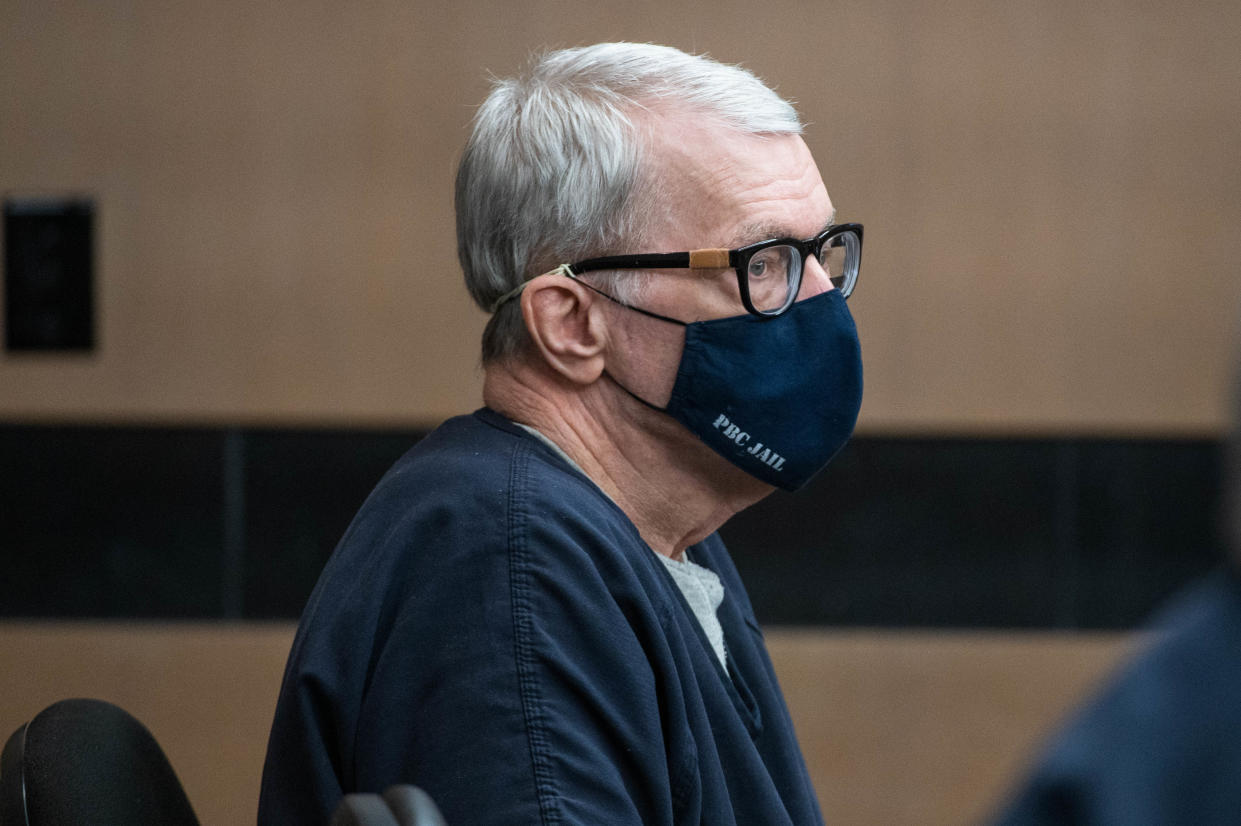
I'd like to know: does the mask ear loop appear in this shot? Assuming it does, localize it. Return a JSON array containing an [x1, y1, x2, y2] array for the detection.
[[551, 267, 688, 412], [489, 264, 689, 328], [559, 267, 688, 327], [486, 264, 577, 314], [487, 263, 684, 411]]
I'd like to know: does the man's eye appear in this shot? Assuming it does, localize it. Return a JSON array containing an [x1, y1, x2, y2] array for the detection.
[[748, 259, 768, 278]]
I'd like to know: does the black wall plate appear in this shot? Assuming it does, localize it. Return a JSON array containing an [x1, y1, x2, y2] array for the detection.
[[4, 196, 96, 352]]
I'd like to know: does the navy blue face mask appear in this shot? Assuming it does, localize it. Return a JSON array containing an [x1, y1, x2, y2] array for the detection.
[[603, 287, 864, 491]]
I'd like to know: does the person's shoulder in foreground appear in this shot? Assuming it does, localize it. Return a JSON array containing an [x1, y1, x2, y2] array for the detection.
[[992, 566, 1241, 826], [261, 40, 866, 825]]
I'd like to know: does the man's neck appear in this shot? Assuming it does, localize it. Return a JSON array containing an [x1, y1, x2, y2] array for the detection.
[[484, 361, 769, 559]]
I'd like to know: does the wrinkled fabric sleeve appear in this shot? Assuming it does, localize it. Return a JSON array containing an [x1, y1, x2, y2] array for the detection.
[[345, 445, 686, 825]]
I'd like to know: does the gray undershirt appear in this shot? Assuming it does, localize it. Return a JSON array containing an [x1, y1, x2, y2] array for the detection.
[[655, 552, 727, 670], [515, 423, 729, 670]]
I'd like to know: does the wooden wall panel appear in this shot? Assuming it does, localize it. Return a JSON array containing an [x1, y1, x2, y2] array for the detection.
[[3, 1, 1240, 432], [0, 623, 294, 826], [0, 623, 1134, 826], [769, 629, 1135, 825]]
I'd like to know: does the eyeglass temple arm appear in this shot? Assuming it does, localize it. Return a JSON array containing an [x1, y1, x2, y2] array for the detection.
[[570, 249, 736, 274]]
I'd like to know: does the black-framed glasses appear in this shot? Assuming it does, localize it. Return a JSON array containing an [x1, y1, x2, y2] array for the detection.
[[567, 223, 863, 318]]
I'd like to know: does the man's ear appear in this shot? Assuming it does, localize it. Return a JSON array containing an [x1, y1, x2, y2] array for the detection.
[[520, 272, 607, 385]]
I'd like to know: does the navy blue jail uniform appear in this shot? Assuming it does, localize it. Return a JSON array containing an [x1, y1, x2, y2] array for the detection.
[[258, 408, 824, 825], [993, 567, 1241, 826]]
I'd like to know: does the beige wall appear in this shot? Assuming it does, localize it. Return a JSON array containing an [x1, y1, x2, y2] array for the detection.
[[0, 624, 293, 826], [3, 1, 1240, 433], [0, 9, 1214, 822], [0, 623, 1135, 826]]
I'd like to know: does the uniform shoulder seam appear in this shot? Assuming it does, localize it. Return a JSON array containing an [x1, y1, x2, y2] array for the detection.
[[507, 442, 563, 824]]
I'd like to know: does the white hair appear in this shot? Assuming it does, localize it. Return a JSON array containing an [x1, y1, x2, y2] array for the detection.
[[455, 42, 803, 362]]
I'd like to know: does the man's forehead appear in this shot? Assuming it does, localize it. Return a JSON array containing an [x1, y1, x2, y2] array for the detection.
[[643, 123, 832, 249]]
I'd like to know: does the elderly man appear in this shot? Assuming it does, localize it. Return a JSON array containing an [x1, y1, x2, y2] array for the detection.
[[259, 42, 863, 824]]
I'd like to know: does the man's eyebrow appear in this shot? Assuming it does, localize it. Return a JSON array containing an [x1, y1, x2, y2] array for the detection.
[[724, 211, 837, 248]]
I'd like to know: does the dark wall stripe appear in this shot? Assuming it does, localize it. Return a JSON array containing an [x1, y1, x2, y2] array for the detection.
[[719, 437, 1224, 628], [0, 426, 226, 618], [1052, 442, 1080, 628], [0, 425, 1225, 628], [240, 428, 426, 619], [222, 428, 246, 620]]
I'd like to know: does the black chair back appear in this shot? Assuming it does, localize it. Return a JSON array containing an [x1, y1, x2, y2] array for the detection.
[[0, 698, 199, 826]]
